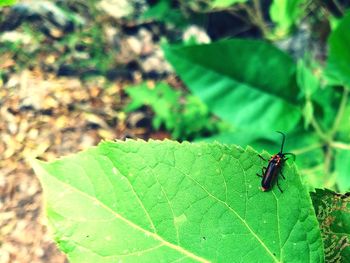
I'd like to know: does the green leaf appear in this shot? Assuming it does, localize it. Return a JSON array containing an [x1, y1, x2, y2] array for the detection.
[[124, 82, 224, 140], [297, 59, 320, 98], [335, 149, 350, 192], [270, 0, 307, 37], [302, 100, 314, 129], [325, 12, 350, 87], [140, 0, 187, 26], [336, 103, 350, 141], [124, 82, 180, 131], [211, 0, 247, 8], [311, 86, 341, 131], [0, 0, 16, 7], [311, 189, 350, 262], [296, 59, 319, 129], [163, 39, 301, 132], [33, 140, 324, 262]]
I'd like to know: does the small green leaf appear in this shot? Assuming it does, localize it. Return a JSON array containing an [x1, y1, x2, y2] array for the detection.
[[311, 189, 350, 262], [33, 140, 324, 262], [124, 82, 180, 130], [325, 12, 350, 87], [335, 149, 350, 192], [311, 86, 341, 131], [140, 0, 187, 26], [270, 0, 307, 37], [302, 100, 314, 129], [297, 59, 320, 98], [163, 39, 301, 132], [0, 0, 16, 7]]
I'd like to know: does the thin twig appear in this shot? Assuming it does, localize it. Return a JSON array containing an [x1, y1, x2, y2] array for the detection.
[[292, 143, 322, 155], [330, 141, 350, 150], [332, 0, 344, 16], [323, 146, 333, 185], [310, 115, 329, 141], [252, 0, 270, 37]]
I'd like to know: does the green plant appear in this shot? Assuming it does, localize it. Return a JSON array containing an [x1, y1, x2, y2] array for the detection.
[[140, 0, 188, 26], [163, 12, 350, 193], [56, 24, 116, 75], [124, 82, 225, 140], [0, 0, 16, 7], [33, 140, 328, 262], [269, 0, 308, 37]]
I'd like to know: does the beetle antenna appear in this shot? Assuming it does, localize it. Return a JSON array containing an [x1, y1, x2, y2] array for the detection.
[[276, 131, 285, 153]]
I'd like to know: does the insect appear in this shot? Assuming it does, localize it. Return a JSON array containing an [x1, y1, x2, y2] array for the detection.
[[257, 131, 295, 193]]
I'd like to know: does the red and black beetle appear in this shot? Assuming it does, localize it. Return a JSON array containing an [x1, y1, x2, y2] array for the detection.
[[257, 131, 295, 193]]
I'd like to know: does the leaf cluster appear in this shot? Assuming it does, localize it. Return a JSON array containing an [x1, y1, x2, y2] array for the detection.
[[124, 82, 226, 140]]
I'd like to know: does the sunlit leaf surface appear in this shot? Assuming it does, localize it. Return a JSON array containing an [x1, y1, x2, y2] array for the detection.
[[33, 140, 323, 262]]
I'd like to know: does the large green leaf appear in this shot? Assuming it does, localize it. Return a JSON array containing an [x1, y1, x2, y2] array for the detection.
[[163, 39, 301, 132], [311, 189, 350, 262], [33, 140, 324, 262], [325, 12, 350, 87]]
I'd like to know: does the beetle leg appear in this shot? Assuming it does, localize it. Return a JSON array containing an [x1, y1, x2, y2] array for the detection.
[[257, 167, 266, 178], [276, 178, 283, 193], [258, 154, 267, 161], [280, 171, 286, 180], [284, 153, 296, 160]]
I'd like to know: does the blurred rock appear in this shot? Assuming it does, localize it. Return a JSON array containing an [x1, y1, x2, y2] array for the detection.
[[140, 48, 172, 75], [183, 25, 211, 44], [274, 23, 312, 60], [0, 31, 32, 44], [0, 0, 85, 38], [98, 0, 133, 19]]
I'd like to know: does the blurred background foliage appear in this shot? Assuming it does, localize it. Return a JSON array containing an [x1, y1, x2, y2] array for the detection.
[[1, 0, 350, 191], [1, 1, 350, 260]]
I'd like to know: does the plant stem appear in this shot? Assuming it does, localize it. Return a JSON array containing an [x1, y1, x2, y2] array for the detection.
[[301, 164, 323, 175], [252, 0, 270, 37], [292, 143, 322, 155], [310, 115, 329, 142], [332, 0, 344, 15], [330, 141, 350, 150], [323, 146, 333, 185]]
